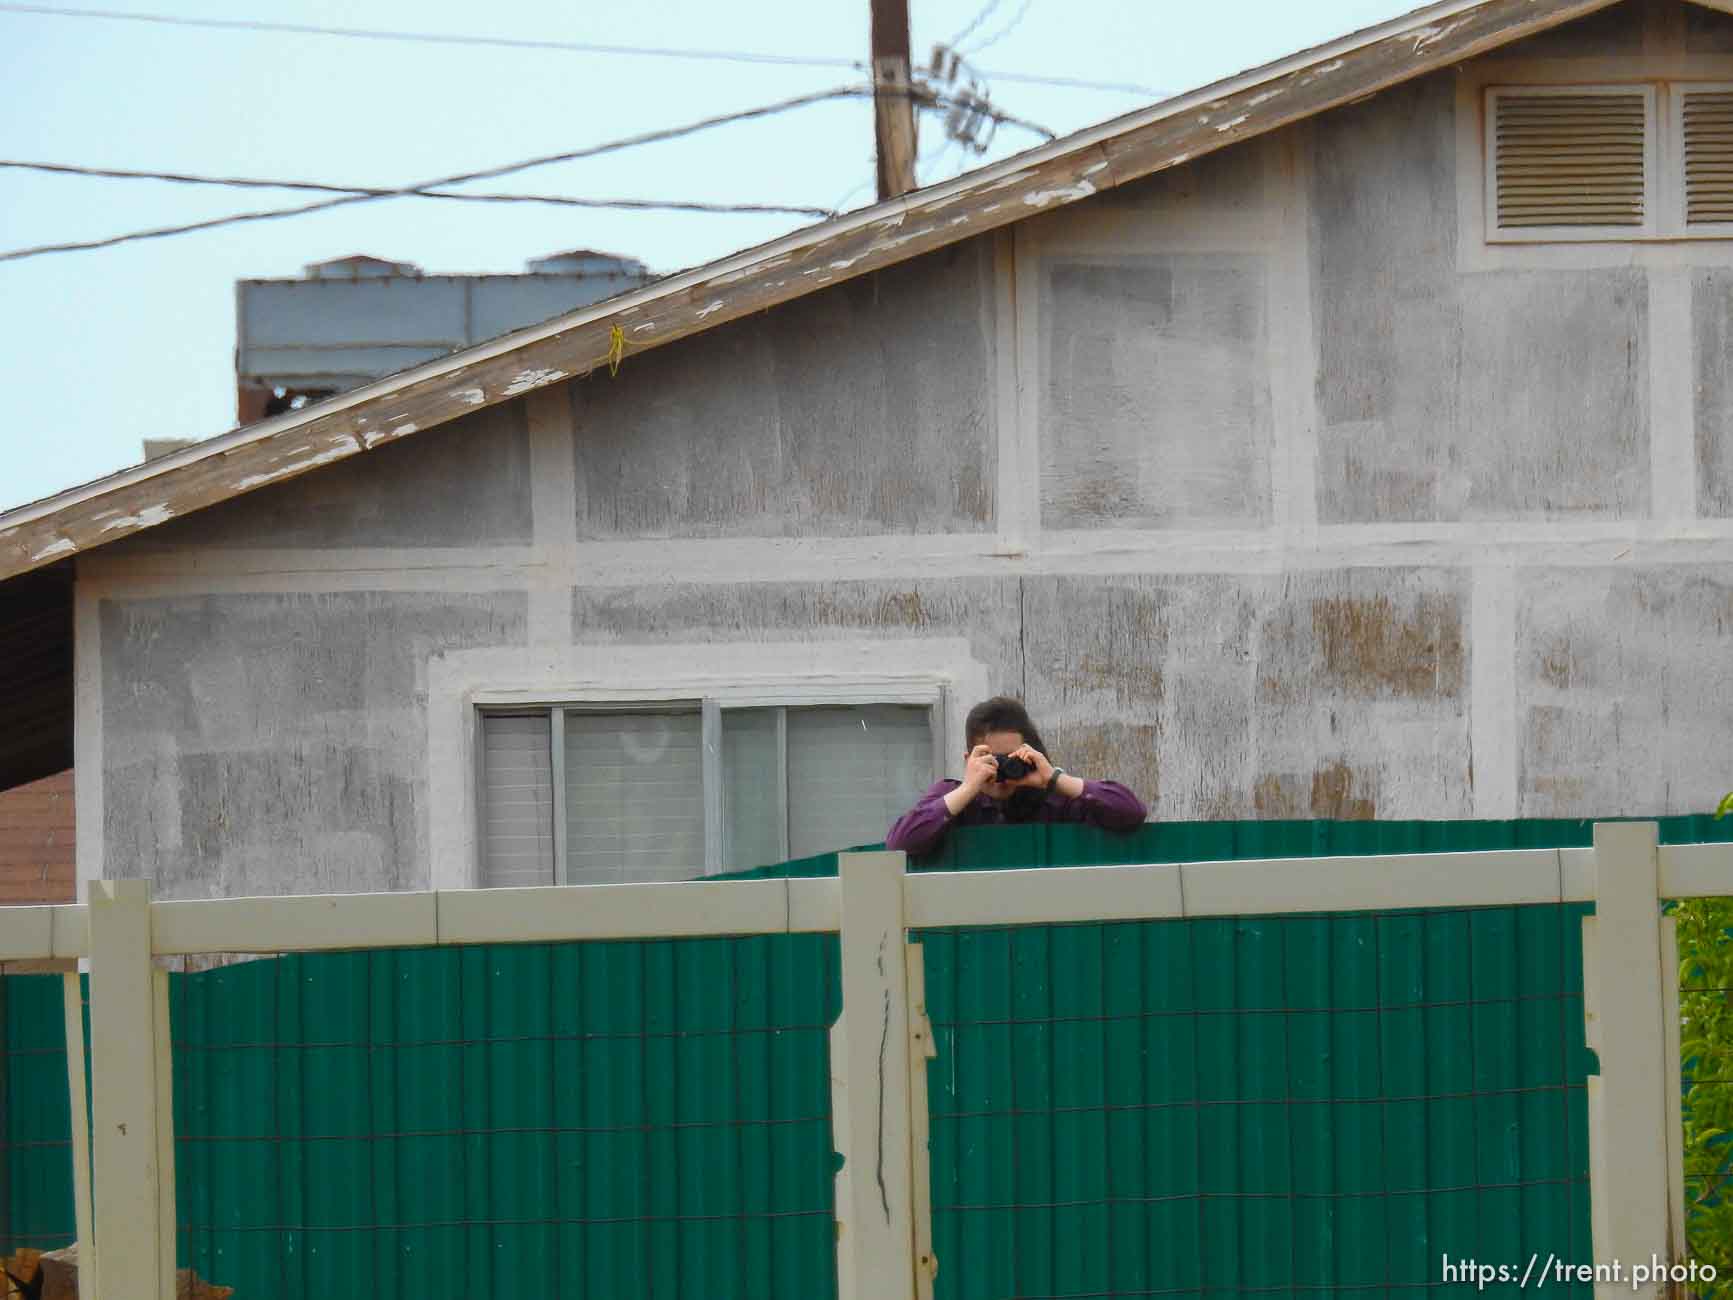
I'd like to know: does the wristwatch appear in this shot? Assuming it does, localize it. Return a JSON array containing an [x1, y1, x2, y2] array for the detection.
[[1046, 767, 1067, 793]]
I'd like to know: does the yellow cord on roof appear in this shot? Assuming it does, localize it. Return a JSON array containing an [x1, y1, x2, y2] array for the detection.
[[605, 325, 626, 377]]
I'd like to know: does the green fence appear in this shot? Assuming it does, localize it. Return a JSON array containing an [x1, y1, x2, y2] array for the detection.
[[170, 935, 841, 1299], [6, 815, 1733, 1296], [0, 973, 76, 1257], [921, 903, 1592, 1300]]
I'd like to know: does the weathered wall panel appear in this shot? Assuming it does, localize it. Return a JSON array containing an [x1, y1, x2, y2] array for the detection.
[[1021, 570, 1470, 822], [1312, 76, 1650, 523], [101, 591, 527, 897], [1517, 567, 1733, 816], [123, 402, 534, 550], [1039, 255, 1273, 529], [568, 239, 996, 540], [571, 578, 1024, 692], [1696, 269, 1733, 517]]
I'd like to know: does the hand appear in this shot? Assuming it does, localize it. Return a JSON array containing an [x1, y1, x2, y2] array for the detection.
[[959, 744, 999, 796], [1009, 744, 1054, 789]]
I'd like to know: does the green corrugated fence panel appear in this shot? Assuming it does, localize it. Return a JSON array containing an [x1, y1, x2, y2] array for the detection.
[[918, 903, 1595, 1300], [11, 814, 1733, 1290], [0, 974, 75, 1255], [168, 936, 842, 1300]]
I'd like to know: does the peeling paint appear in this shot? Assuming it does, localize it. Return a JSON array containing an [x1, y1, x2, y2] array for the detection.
[[696, 299, 727, 319], [231, 438, 361, 491], [501, 368, 567, 397], [1301, 57, 1346, 83], [1214, 113, 1250, 133], [30, 538, 75, 561], [632, 323, 658, 334], [97, 503, 176, 533], [457, 388, 485, 406], [1246, 88, 1284, 107], [1023, 181, 1096, 207], [1412, 18, 1468, 54]]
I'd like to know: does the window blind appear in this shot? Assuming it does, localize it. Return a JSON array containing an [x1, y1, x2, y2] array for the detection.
[[786, 705, 933, 858], [723, 707, 783, 872], [480, 714, 554, 889], [563, 711, 705, 884]]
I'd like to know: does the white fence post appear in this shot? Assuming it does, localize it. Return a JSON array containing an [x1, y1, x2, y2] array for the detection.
[[1583, 821, 1673, 1300], [86, 879, 174, 1300], [835, 850, 918, 1300]]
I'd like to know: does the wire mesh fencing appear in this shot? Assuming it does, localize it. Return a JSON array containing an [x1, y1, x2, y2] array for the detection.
[[168, 935, 841, 1300], [918, 903, 1594, 1300], [0, 973, 77, 1270]]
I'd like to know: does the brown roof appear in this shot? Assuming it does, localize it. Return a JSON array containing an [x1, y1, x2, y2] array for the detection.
[[0, 0, 1657, 583]]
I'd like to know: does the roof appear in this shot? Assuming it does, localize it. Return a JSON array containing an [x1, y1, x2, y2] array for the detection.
[[0, 0, 1709, 584]]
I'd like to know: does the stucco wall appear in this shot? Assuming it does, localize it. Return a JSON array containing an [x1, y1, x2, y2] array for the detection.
[[80, 0, 1733, 897]]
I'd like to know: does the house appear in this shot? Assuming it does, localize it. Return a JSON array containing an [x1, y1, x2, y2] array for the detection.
[[2, 0, 1731, 903], [235, 249, 654, 422]]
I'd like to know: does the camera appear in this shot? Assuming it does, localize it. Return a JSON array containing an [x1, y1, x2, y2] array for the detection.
[[992, 753, 1034, 781]]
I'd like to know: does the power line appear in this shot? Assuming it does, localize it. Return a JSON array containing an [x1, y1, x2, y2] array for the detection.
[[0, 86, 1053, 265], [0, 160, 838, 218], [969, 0, 1036, 56], [0, 86, 864, 264], [0, 1, 1166, 96], [949, 0, 1006, 50]]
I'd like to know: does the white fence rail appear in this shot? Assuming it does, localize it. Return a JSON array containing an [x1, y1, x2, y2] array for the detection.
[[0, 822, 1724, 1300]]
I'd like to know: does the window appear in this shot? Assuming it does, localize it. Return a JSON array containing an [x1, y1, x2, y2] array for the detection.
[[1484, 81, 1733, 242], [479, 699, 937, 886], [1486, 85, 1656, 240], [1680, 84, 1733, 231]]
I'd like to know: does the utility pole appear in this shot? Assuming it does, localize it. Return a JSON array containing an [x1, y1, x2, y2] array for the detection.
[[871, 0, 919, 200]]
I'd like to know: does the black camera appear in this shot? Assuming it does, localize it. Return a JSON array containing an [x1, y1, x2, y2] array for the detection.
[[992, 754, 1034, 781]]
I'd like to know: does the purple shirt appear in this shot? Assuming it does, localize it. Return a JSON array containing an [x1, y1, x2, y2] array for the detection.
[[886, 778, 1148, 856]]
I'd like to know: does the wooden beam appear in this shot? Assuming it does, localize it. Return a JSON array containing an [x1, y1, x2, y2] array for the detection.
[[0, 0, 1618, 582]]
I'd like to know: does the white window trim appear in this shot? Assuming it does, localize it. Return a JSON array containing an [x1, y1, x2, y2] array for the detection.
[[1671, 80, 1733, 238], [428, 637, 990, 890], [1482, 83, 1659, 244], [1454, 55, 1733, 272]]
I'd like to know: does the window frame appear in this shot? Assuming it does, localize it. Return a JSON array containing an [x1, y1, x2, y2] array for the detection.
[[428, 637, 987, 890], [477, 689, 944, 886], [1454, 56, 1733, 271], [1482, 82, 1660, 244]]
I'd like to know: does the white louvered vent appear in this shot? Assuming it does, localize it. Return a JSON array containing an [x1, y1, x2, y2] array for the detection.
[[1490, 89, 1649, 232], [1683, 88, 1733, 227]]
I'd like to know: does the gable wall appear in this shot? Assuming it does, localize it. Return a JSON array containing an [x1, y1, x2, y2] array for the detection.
[[78, 0, 1733, 898]]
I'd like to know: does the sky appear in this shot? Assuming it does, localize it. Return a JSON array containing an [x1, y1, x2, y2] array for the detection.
[[0, 0, 1421, 515]]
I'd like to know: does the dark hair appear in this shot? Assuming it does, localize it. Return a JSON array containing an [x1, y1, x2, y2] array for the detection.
[[964, 696, 1048, 756]]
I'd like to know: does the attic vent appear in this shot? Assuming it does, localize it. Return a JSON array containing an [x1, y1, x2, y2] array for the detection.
[[1490, 88, 1650, 233], [1683, 88, 1733, 226]]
